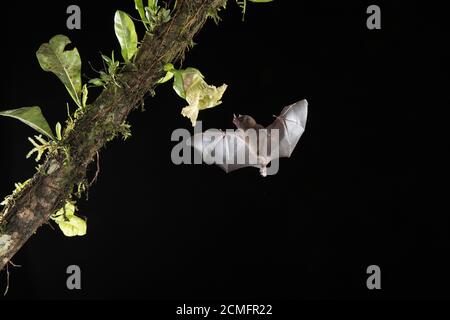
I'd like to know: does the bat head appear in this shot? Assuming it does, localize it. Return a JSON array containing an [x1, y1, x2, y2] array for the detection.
[[233, 114, 257, 130], [232, 114, 241, 127]]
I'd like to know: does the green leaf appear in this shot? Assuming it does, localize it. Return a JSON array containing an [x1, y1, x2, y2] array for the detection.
[[157, 71, 174, 84], [134, 0, 147, 24], [55, 122, 62, 140], [102, 52, 119, 76], [0, 106, 55, 140], [101, 54, 112, 65], [36, 35, 82, 106], [82, 84, 88, 108], [99, 71, 109, 81], [148, 0, 158, 12], [114, 10, 138, 63], [173, 71, 185, 99], [158, 8, 171, 23], [157, 64, 175, 84], [26, 135, 51, 161], [89, 78, 105, 87]]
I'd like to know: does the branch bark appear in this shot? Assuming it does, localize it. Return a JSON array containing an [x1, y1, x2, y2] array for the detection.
[[0, 0, 226, 271]]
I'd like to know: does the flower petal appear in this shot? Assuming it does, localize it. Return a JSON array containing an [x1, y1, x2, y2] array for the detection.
[[181, 105, 200, 126]]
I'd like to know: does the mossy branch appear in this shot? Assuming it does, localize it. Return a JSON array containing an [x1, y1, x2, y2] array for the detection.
[[0, 0, 227, 271]]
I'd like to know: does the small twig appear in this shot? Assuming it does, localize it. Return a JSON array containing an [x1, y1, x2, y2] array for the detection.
[[3, 263, 9, 296], [3, 260, 21, 296], [9, 261, 21, 268]]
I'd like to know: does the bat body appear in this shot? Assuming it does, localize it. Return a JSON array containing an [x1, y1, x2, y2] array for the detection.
[[188, 99, 308, 176]]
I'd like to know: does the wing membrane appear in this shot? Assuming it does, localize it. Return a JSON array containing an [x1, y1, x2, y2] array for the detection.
[[268, 99, 308, 158], [189, 129, 259, 173]]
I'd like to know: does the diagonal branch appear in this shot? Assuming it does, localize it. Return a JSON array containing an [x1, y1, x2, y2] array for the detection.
[[0, 0, 227, 271]]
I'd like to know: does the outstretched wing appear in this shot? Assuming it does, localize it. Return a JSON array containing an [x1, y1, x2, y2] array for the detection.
[[188, 129, 260, 173], [267, 99, 308, 158]]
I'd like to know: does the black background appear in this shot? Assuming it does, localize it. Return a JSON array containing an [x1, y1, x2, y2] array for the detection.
[[0, 0, 448, 300]]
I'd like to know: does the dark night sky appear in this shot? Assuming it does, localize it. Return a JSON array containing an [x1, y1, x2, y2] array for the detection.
[[0, 1, 448, 300]]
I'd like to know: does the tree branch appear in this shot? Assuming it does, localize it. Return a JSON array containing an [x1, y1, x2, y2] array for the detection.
[[0, 0, 226, 271]]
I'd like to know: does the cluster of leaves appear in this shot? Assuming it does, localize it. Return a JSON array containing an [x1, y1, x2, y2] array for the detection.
[[0, 34, 88, 151], [0, 34, 90, 236], [0, 35, 90, 171], [90, 9, 139, 87], [0, 180, 31, 219], [90, 2, 171, 86], [89, 52, 121, 88], [135, 0, 171, 33]]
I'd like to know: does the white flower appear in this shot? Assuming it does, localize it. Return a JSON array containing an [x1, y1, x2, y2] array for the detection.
[[170, 67, 227, 126]]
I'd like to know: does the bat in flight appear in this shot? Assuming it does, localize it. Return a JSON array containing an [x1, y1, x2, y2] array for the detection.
[[187, 99, 308, 176]]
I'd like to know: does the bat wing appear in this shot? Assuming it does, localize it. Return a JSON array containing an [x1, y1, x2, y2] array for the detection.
[[188, 129, 260, 173], [267, 99, 308, 159]]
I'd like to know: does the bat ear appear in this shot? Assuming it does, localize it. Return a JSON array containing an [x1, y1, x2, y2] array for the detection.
[[233, 113, 237, 119]]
